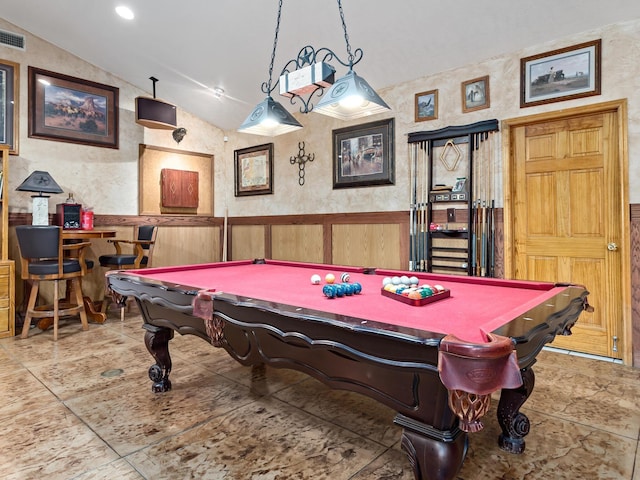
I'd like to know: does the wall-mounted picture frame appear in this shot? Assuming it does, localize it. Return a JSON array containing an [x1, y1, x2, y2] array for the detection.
[[520, 39, 601, 108], [461, 76, 490, 113], [0, 59, 19, 155], [234, 143, 274, 197], [28, 66, 119, 148], [332, 118, 395, 189], [414, 89, 438, 122]]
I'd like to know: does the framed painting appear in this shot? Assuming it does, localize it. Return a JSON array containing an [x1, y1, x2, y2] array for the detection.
[[234, 143, 274, 196], [28, 66, 119, 148], [414, 89, 438, 122], [461, 75, 490, 113], [520, 39, 601, 108], [0, 59, 19, 155], [332, 118, 395, 189]]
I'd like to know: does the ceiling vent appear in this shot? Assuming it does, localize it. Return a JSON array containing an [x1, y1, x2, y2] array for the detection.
[[0, 29, 26, 50]]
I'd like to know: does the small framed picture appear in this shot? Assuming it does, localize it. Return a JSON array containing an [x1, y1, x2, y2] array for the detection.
[[414, 89, 438, 122], [520, 39, 601, 108], [452, 177, 467, 192], [234, 143, 274, 196], [461, 76, 490, 113]]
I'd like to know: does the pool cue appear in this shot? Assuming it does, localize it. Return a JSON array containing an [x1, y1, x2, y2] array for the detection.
[[409, 144, 416, 270], [420, 143, 428, 271], [222, 206, 228, 262]]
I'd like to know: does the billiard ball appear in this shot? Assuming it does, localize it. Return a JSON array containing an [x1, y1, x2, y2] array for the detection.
[[310, 274, 321, 285], [409, 276, 419, 285], [391, 276, 401, 285], [322, 284, 337, 298], [340, 272, 350, 283], [400, 275, 410, 285], [352, 282, 362, 294], [382, 277, 392, 287], [325, 273, 335, 284]]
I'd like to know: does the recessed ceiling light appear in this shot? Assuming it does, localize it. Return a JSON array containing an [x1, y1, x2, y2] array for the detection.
[[210, 87, 225, 99], [115, 6, 135, 20]]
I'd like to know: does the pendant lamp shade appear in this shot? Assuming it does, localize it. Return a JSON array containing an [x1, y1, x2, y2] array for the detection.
[[314, 70, 390, 120], [238, 96, 303, 136]]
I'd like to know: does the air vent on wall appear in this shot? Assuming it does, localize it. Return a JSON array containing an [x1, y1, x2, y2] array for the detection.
[[0, 29, 26, 50]]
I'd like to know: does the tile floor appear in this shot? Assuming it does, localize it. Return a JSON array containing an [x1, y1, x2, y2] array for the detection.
[[1, 313, 638, 480]]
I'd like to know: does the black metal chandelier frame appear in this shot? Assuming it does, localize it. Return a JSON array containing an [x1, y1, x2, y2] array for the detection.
[[260, 0, 364, 114]]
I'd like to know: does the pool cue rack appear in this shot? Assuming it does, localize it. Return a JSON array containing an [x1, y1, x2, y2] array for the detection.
[[407, 120, 499, 276]]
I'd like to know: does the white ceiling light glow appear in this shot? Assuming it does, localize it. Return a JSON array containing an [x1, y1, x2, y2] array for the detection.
[[115, 6, 135, 20]]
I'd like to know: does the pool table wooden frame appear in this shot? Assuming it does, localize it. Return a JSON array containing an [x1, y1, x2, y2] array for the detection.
[[105, 259, 590, 480]]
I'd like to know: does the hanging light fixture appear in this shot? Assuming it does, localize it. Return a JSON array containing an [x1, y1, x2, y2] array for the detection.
[[238, 0, 303, 136], [314, 1, 390, 120], [239, 0, 390, 136]]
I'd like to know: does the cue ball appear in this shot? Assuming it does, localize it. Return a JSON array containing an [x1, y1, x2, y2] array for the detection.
[[311, 274, 321, 285], [325, 273, 336, 284]]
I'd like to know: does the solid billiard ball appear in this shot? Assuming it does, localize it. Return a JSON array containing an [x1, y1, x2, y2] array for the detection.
[[340, 272, 350, 283], [391, 276, 401, 285], [409, 276, 419, 285], [311, 274, 321, 285], [382, 277, 392, 287], [352, 282, 362, 294], [322, 284, 337, 298], [400, 275, 410, 285], [325, 273, 336, 284]]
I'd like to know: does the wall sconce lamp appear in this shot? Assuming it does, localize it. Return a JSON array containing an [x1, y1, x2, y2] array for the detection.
[[16, 171, 64, 225], [238, 0, 390, 136]]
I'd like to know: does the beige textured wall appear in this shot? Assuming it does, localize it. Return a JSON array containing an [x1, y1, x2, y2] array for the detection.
[[1, 17, 638, 219], [0, 18, 225, 217], [224, 18, 640, 215]]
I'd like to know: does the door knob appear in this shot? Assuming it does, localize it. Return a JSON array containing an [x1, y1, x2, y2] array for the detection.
[[607, 242, 618, 251]]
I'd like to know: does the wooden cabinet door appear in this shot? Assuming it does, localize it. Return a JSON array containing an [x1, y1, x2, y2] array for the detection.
[[508, 108, 626, 358]]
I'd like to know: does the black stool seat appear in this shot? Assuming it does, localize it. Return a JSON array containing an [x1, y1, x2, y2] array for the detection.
[[98, 254, 148, 268]]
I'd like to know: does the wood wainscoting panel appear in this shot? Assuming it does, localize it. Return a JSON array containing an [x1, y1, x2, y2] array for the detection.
[[230, 225, 266, 261], [332, 224, 402, 269], [271, 224, 323, 263], [155, 225, 220, 267]]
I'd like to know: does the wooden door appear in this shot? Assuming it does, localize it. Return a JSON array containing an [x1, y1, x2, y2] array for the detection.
[[505, 103, 629, 359]]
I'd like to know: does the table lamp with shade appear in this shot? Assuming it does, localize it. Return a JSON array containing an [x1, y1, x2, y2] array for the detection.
[[16, 171, 64, 225]]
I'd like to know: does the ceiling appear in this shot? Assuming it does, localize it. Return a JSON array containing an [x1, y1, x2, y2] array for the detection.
[[1, 0, 639, 132]]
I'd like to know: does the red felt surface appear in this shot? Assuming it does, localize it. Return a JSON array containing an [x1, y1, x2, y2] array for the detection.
[[130, 260, 564, 343]]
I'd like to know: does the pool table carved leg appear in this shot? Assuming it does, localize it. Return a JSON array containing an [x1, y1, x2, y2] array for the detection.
[[143, 324, 174, 393], [395, 414, 467, 480], [497, 366, 535, 454]]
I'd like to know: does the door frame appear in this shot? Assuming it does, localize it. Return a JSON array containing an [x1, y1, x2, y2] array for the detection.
[[502, 99, 631, 364]]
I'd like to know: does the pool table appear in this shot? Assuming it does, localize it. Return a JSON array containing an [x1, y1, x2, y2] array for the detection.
[[105, 259, 590, 480]]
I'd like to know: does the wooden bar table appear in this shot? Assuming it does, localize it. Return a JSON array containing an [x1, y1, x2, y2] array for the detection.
[[62, 229, 116, 323]]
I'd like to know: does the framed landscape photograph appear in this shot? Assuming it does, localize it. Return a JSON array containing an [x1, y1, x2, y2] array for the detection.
[[234, 143, 274, 196], [461, 75, 490, 113], [520, 39, 601, 108], [0, 59, 19, 155], [414, 89, 438, 122], [332, 118, 395, 189], [28, 66, 119, 148]]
